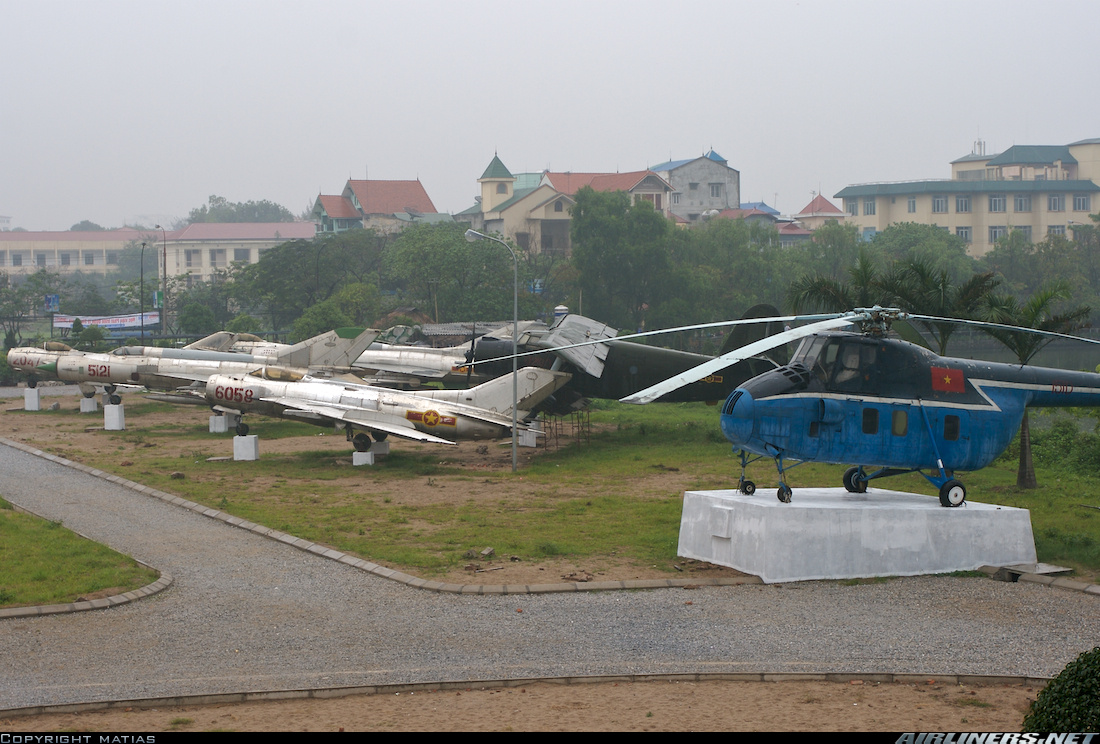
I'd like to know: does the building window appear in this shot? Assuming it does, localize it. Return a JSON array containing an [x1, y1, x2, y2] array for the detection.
[[672, 193, 680, 205], [84, 252, 95, 266], [36, 254, 47, 267], [956, 226, 971, 243], [956, 196, 971, 213], [233, 248, 250, 263], [989, 195, 1006, 212], [554, 200, 564, 212], [932, 196, 947, 213], [1049, 194, 1065, 211], [544, 234, 554, 253], [209, 249, 226, 268], [863, 198, 875, 216], [106, 252, 118, 265], [1015, 225, 1032, 242], [1074, 194, 1091, 211], [710, 183, 722, 198], [515, 232, 529, 250], [60, 253, 71, 266], [907, 196, 916, 213], [689, 183, 698, 191], [846, 199, 858, 217], [861, 227, 877, 242], [12, 253, 22, 267], [989, 226, 1007, 243], [0, 251, 5, 266], [1014, 194, 1032, 212], [496, 183, 507, 194], [1048, 225, 1066, 236], [185, 249, 201, 268]]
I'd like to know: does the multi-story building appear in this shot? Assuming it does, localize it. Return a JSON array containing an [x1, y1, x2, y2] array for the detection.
[[649, 149, 741, 224], [458, 154, 673, 255], [835, 138, 1100, 255], [311, 178, 451, 234], [0, 223, 316, 283]]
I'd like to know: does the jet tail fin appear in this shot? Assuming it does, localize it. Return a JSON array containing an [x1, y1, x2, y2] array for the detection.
[[461, 367, 572, 414], [276, 327, 381, 369]]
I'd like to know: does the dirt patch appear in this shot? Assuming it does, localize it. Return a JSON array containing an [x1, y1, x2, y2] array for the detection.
[[4, 678, 1041, 732]]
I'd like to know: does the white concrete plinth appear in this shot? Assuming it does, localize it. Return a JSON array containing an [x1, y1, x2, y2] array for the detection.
[[23, 388, 41, 411], [103, 404, 125, 430], [370, 441, 390, 456], [679, 487, 1037, 584], [353, 451, 376, 466], [210, 413, 242, 433], [79, 398, 98, 413], [233, 435, 259, 461], [518, 430, 539, 448]]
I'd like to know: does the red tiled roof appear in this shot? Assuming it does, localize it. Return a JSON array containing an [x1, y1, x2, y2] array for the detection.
[[173, 222, 316, 240], [317, 195, 360, 219], [543, 170, 669, 195], [0, 228, 150, 243], [345, 179, 437, 215], [795, 195, 844, 217], [778, 222, 812, 235]]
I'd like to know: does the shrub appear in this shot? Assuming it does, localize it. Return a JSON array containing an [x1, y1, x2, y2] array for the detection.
[[1022, 646, 1100, 733]]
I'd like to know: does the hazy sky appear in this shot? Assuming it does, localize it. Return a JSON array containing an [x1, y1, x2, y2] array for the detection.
[[3, 0, 1097, 231]]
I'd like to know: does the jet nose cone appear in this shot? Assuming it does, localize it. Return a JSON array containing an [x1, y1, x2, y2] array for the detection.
[[719, 389, 754, 446]]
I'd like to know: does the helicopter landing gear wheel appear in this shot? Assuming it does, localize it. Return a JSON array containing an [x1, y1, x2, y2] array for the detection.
[[939, 480, 966, 507], [352, 432, 372, 452], [740, 480, 756, 496], [235, 422, 250, 437], [843, 467, 867, 493], [777, 483, 792, 503], [108, 394, 122, 406]]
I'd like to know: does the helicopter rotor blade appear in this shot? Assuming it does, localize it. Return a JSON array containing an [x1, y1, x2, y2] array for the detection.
[[906, 313, 1100, 346], [620, 315, 862, 405]]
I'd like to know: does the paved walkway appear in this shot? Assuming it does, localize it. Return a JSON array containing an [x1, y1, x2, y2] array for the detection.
[[1, 440, 1097, 711]]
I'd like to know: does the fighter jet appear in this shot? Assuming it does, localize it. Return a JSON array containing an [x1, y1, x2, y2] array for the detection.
[[13, 328, 380, 403], [205, 365, 572, 451]]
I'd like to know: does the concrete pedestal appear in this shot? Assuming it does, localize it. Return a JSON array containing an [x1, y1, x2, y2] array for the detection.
[[79, 398, 98, 414], [352, 452, 376, 466], [103, 404, 125, 431], [23, 388, 41, 411], [233, 435, 259, 461], [370, 441, 390, 456], [679, 487, 1037, 584], [518, 430, 539, 448]]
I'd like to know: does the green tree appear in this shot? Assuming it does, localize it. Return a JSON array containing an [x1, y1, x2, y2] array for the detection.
[[879, 258, 999, 354], [188, 194, 295, 223], [177, 303, 217, 335], [787, 248, 891, 313], [569, 187, 673, 329], [983, 282, 1090, 488], [870, 222, 976, 282], [70, 220, 106, 231]]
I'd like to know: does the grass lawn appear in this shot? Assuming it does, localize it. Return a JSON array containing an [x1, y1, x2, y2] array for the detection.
[[0, 497, 160, 608]]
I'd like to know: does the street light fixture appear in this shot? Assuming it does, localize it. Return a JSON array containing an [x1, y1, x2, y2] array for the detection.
[[140, 241, 147, 343], [464, 228, 518, 473]]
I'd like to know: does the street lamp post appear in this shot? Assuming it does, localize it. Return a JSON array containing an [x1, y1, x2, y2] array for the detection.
[[464, 228, 518, 473], [154, 224, 167, 333], [139, 241, 146, 343]]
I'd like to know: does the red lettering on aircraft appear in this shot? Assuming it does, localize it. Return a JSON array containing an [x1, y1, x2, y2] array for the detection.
[[214, 385, 254, 403]]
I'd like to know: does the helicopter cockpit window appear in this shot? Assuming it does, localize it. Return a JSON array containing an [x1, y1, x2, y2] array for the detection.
[[830, 341, 878, 393]]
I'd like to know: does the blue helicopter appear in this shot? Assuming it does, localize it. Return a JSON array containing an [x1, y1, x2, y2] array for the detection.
[[620, 307, 1100, 507]]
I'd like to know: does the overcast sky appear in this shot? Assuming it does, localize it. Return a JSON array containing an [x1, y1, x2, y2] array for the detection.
[[3, 0, 1097, 231]]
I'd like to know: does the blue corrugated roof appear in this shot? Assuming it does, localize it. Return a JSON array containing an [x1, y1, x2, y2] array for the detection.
[[739, 201, 779, 215]]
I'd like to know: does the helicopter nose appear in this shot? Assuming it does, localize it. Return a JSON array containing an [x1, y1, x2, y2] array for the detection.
[[719, 389, 754, 446]]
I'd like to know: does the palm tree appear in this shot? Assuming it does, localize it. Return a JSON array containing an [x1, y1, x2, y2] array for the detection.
[[983, 282, 1091, 488], [786, 248, 890, 313], [880, 258, 1000, 355]]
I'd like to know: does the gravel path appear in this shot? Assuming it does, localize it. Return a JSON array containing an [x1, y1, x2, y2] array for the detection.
[[1, 440, 1097, 711]]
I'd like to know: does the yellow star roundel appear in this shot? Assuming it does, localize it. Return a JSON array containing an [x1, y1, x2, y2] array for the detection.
[[422, 410, 441, 426]]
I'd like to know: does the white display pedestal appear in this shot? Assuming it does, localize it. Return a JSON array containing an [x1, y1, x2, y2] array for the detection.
[[24, 388, 41, 411], [518, 430, 539, 448], [679, 487, 1037, 584], [209, 413, 241, 433], [104, 404, 125, 431], [353, 452, 375, 466], [80, 397, 98, 413], [233, 435, 259, 461]]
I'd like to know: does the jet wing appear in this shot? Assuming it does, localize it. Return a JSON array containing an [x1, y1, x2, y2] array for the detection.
[[533, 315, 617, 378], [354, 362, 451, 379], [260, 396, 457, 445]]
